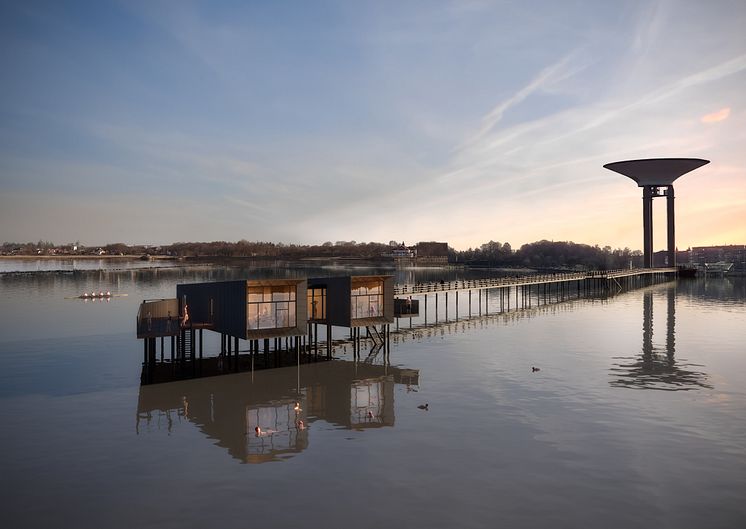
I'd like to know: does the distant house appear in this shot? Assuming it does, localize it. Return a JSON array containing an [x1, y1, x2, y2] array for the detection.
[[383, 241, 449, 264], [690, 245, 746, 273], [384, 241, 415, 259], [415, 241, 449, 264], [391, 247, 415, 258]]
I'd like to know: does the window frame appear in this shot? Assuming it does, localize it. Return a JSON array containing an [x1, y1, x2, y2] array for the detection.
[[247, 285, 297, 330]]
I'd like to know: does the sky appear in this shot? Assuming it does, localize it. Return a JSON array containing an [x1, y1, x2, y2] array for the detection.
[[1, 0, 745, 251]]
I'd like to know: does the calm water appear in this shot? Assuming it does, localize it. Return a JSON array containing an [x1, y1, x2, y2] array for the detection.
[[0, 265, 744, 528], [0, 257, 183, 273]]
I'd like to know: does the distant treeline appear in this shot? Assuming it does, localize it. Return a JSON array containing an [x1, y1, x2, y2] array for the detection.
[[454, 240, 642, 269], [168, 240, 391, 259], [0, 240, 392, 259], [3, 239, 642, 269]]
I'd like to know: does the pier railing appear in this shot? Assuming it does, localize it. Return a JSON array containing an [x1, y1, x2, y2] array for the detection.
[[136, 298, 180, 338], [394, 268, 678, 296]]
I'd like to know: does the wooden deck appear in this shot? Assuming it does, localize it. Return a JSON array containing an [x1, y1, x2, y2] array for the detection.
[[394, 267, 678, 296]]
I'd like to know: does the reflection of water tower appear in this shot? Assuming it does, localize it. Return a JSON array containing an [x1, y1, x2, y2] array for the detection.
[[609, 287, 710, 390], [604, 158, 709, 267]]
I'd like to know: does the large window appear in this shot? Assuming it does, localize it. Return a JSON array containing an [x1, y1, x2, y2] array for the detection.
[[247, 285, 297, 330], [307, 287, 326, 321], [350, 380, 383, 425], [351, 281, 383, 319]]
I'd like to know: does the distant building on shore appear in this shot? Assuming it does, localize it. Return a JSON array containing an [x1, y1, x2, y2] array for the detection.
[[653, 249, 690, 267], [689, 245, 746, 274], [414, 241, 449, 264], [384, 241, 449, 265], [387, 242, 416, 259], [652, 244, 746, 273]]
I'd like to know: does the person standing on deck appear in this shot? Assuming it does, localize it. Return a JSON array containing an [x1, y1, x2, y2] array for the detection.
[[181, 304, 189, 328]]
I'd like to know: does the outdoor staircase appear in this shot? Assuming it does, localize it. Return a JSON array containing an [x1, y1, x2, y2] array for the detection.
[[180, 326, 194, 361], [366, 325, 384, 348]]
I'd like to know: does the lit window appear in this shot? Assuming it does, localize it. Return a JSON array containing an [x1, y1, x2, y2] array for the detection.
[[247, 285, 297, 330], [351, 280, 384, 319], [307, 288, 326, 320]]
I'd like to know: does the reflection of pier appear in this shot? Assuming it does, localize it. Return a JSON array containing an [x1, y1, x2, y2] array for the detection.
[[610, 287, 710, 391], [136, 361, 419, 463]]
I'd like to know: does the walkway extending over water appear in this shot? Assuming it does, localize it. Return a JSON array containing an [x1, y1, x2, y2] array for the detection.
[[391, 267, 678, 328], [141, 267, 679, 384], [395, 267, 678, 295]]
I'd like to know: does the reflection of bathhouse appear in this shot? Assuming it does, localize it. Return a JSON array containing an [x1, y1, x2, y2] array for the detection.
[[136, 275, 395, 384], [245, 401, 308, 462], [349, 377, 393, 427], [136, 360, 419, 463]]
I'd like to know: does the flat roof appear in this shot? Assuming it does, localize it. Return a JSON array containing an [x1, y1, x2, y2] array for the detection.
[[177, 278, 305, 288], [603, 158, 709, 186], [307, 275, 392, 287]]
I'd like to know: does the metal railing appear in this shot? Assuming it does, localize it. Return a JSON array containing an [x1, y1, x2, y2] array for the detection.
[[136, 298, 179, 324], [136, 298, 180, 337], [394, 268, 678, 295]]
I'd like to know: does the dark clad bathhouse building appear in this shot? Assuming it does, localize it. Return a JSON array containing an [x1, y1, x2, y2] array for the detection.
[[136, 275, 395, 383], [176, 278, 308, 340], [307, 275, 394, 327]]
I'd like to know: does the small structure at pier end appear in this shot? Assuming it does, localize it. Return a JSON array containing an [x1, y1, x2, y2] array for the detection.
[[604, 158, 709, 268]]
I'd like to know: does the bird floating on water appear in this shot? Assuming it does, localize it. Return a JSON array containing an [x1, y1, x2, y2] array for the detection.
[[417, 403, 429, 410], [532, 367, 541, 372]]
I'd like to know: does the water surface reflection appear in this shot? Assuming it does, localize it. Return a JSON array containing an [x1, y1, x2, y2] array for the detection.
[[136, 360, 419, 463], [610, 287, 710, 391]]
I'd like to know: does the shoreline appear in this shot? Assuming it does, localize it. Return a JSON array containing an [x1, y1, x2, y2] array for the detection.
[[0, 254, 176, 260]]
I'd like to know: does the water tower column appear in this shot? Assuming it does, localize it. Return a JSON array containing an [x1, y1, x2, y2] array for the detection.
[[642, 186, 654, 268], [667, 185, 675, 267]]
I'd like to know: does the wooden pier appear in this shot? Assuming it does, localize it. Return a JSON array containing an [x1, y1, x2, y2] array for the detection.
[[393, 267, 678, 327], [395, 267, 677, 295], [138, 268, 678, 384]]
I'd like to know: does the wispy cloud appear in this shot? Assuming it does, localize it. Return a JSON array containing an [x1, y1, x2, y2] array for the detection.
[[394, 43, 746, 248], [462, 50, 588, 149], [701, 107, 731, 123], [632, 0, 669, 53]]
